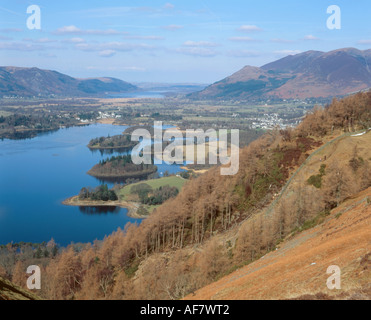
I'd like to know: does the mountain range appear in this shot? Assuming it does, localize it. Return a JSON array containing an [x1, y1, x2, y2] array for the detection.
[[2, 48, 371, 100], [190, 48, 371, 100], [0, 66, 137, 97]]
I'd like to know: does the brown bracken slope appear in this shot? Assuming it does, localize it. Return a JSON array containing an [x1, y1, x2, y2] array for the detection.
[[186, 187, 371, 300]]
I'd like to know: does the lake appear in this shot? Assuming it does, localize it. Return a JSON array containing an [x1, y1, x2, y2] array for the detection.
[[0, 123, 182, 246]]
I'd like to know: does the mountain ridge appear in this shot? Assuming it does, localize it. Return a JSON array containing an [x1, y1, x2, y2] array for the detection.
[[0, 66, 137, 97], [190, 48, 371, 100]]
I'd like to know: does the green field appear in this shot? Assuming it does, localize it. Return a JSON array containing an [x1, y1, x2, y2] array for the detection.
[[0, 111, 12, 117], [118, 176, 187, 201]]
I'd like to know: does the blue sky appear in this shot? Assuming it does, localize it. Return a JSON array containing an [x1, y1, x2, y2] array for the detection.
[[0, 0, 370, 83]]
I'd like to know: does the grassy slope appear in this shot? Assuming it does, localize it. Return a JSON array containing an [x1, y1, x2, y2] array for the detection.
[[118, 176, 187, 201], [118, 176, 187, 214]]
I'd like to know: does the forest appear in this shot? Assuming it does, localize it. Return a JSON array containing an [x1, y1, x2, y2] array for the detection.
[[1, 91, 371, 300], [79, 185, 118, 202], [88, 134, 136, 150], [130, 183, 180, 206], [0, 113, 80, 139]]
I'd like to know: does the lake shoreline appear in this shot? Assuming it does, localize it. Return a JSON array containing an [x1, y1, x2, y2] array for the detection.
[[0, 122, 147, 246], [62, 196, 146, 219], [87, 145, 134, 151]]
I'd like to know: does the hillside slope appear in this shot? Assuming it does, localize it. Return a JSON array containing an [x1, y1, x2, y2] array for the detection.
[[190, 48, 371, 100], [0, 277, 41, 300], [0, 66, 137, 97], [186, 186, 371, 300], [186, 129, 371, 300]]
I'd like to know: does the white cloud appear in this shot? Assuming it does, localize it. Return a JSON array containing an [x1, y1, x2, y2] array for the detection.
[[54, 25, 81, 34], [176, 47, 217, 57], [0, 35, 11, 40], [229, 36, 258, 42], [54, 25, 126, 36], [274, 50, 302, 56], [39, 53, 57, 58], [122, 66, 146, 71], [0, 28, 22, 33], [183, 41, 218, 47], [303, 35, 319, 40], [177, 40, 220, 56], [72, 5, 185, 18], [37, 38, 56, 43], [124, 35, 164, 40], [162, 24, 184, 31], [75, 41, 154, 53], [0, 42, 45, 51], [63, 37, 86, 44], [164, 3, 175, 9], [358, 39, 371, 44], [99, 50, 117, 57], [23, 38, 56, 43], [237, 25, 263, 33]]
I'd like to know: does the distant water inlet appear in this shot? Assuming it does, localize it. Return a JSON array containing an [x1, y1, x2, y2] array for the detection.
[[131, 121, 240, 176], [106, 91, 165, 99]]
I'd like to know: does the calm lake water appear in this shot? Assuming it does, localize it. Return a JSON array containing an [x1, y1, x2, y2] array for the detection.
[[0, 123, 182, 246]]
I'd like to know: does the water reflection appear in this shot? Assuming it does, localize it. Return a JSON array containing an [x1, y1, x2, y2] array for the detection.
[[89, 147, 132, 156], [79, 206, 121, 215]]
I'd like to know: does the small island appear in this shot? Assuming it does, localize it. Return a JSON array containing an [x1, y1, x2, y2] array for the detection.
[[88, 133, 137, 150], [87, 154, 158, 180]]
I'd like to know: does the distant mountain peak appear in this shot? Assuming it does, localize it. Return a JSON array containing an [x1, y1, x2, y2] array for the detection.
[[190, 47, 371, 100]]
